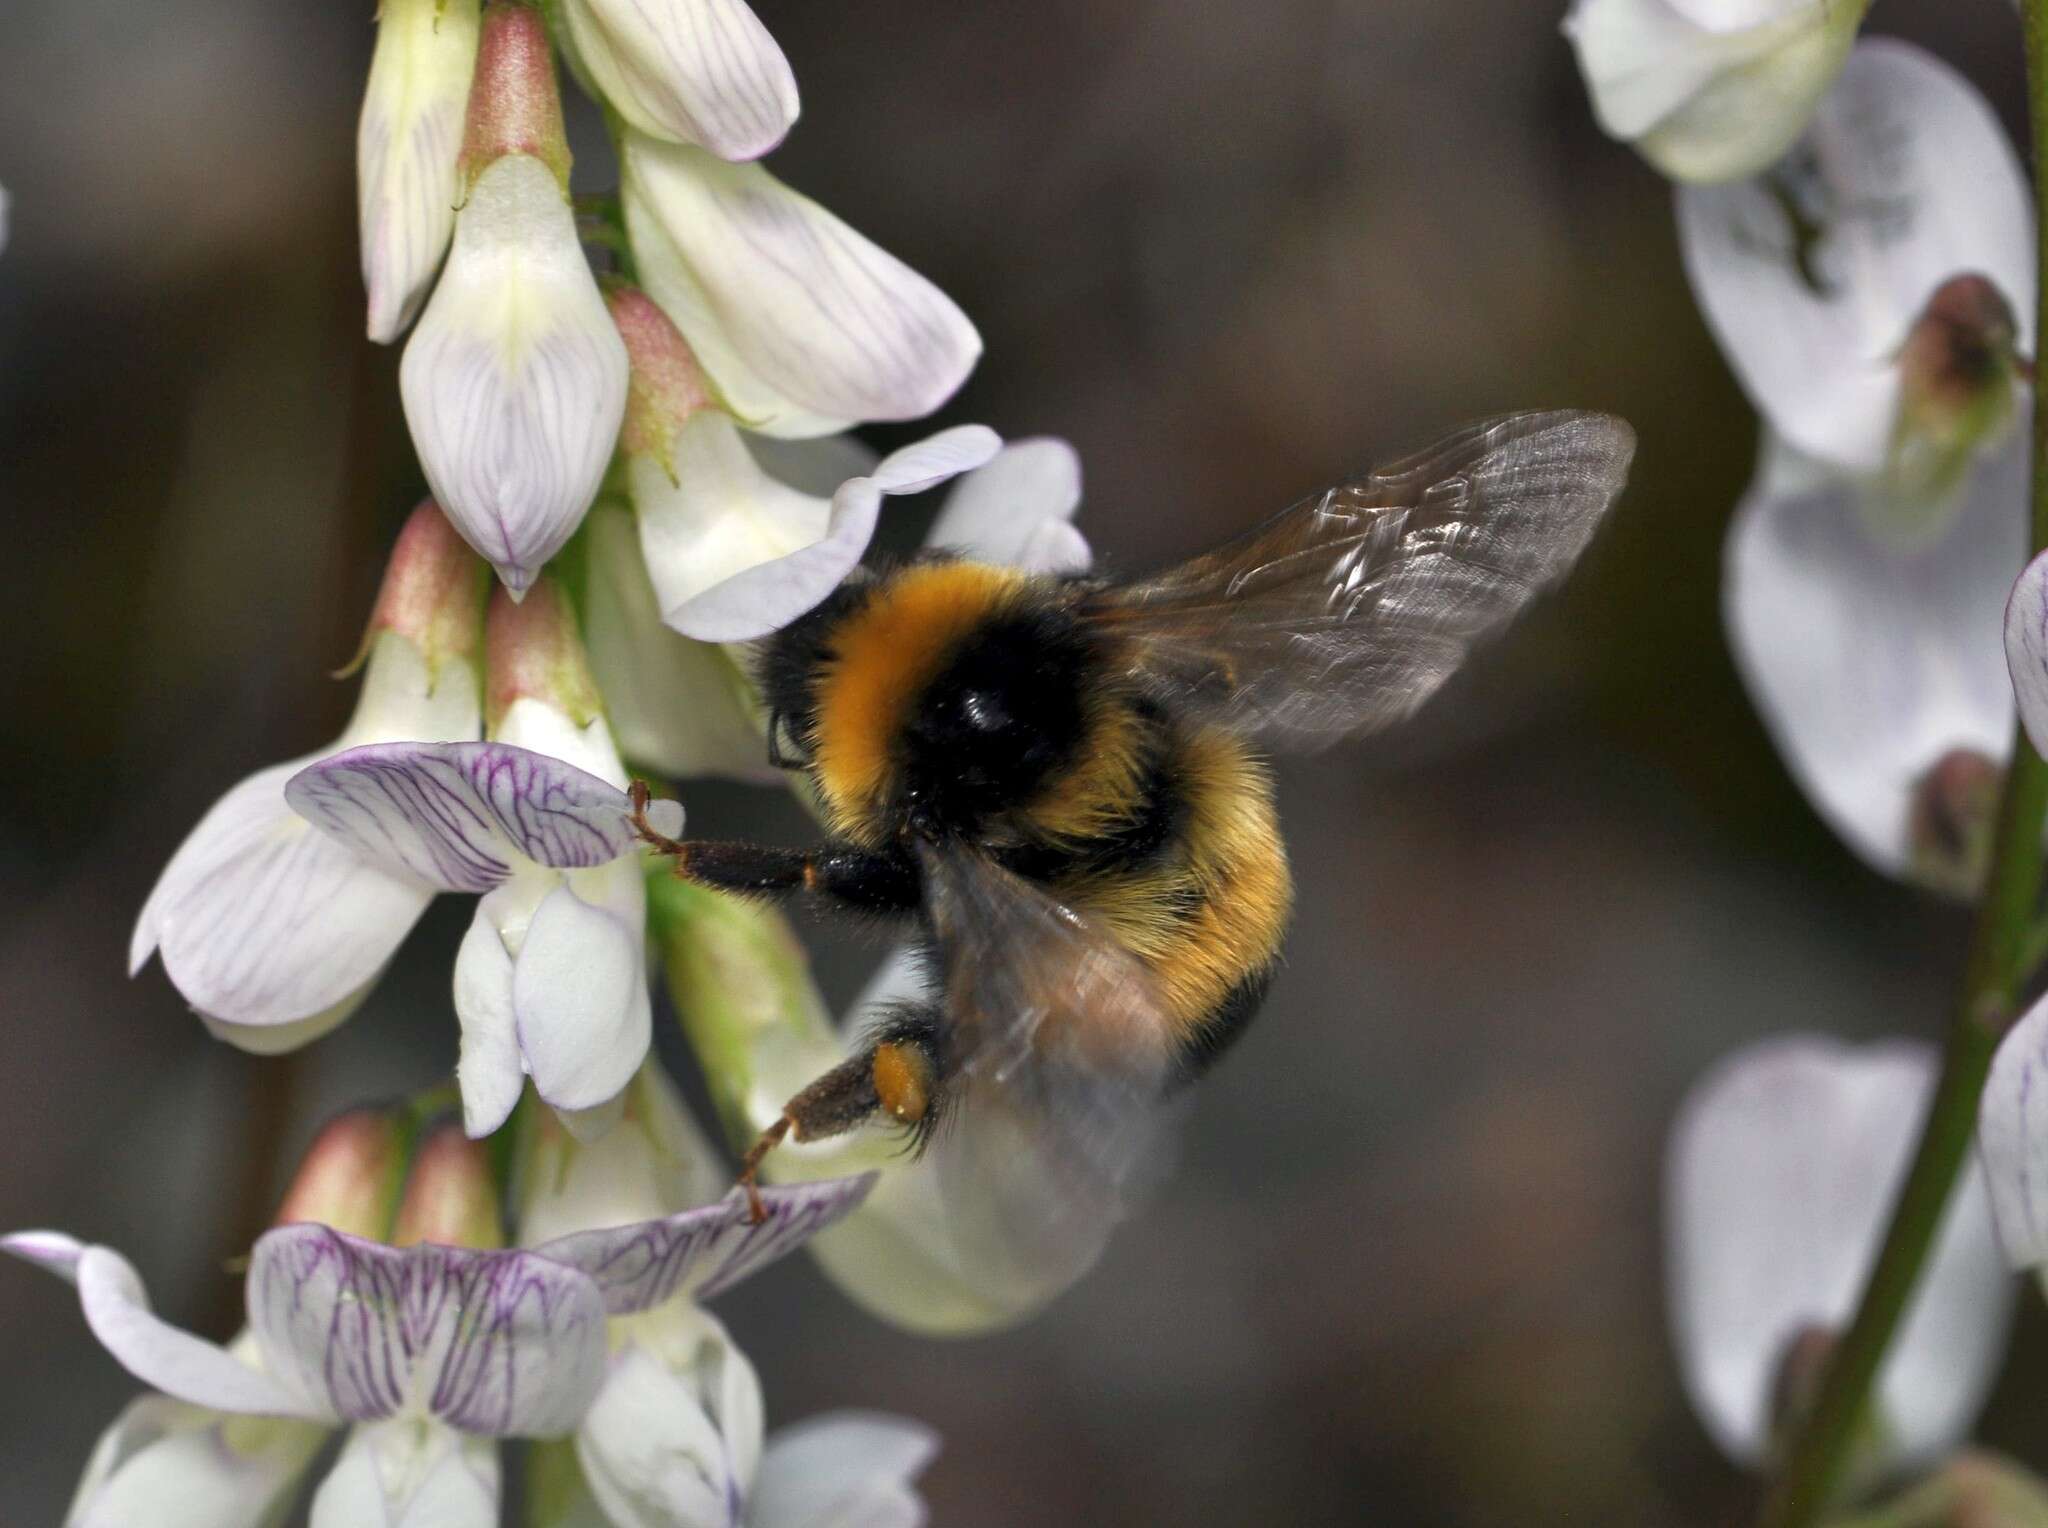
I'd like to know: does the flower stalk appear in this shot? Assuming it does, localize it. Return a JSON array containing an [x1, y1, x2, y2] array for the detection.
[[1757, 11, 2048, 1522]]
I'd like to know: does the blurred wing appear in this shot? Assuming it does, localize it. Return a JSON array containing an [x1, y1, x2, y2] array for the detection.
[[1095, 410, 1635, 747], [914, 841, 1183, 1303]]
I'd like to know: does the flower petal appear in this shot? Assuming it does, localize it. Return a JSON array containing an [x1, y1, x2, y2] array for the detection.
[[1677, 40, 2034, 470], [247, 1226, 607, 1436], [133, 757, 433, 1029], [1978, 993, 2048, 1271], [1724, 430, 2021, 879], [453, 896, 525, 1138], [1012, 519, 1093, 575], [559, 0, 796, 159], [358, 0, 480, 341], [623, 134, 980, 437], [287, 741, 641, 891], [925, 437, 1084, 563], [310, 1419, 499, 1528], [574, 1345, 739, 1528], [2007, 549, 2048, 760], [513, 872, 651, 1116], [519, 1063, 727, 1245], [400, 154, 629, 594], [532, 1176, 876, 1315], [69, 1395, 327, 1528], [750, 1412, 939, 1528], [867, 425, 1002, 494], [1668, 1034, 2011, 1467], [0, 1237, 321, 1418]]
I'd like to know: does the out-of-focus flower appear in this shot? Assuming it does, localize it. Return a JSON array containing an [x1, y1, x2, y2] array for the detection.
[[1668, 1034, 2010, 1472], [621, 128, 980, 438], [556, 0, 796, 158], [1724, 429, 2022, 892], [608, 277, 1001, 641], [131, 502, 486, 1054], [288, 581, 670, 1137], [1564, 0, 1869, 183], [1677, 39, 2033, 501], [401, 0, 627, 596], [357, 0, 481, 342], [3, 1110, 871, 1528]]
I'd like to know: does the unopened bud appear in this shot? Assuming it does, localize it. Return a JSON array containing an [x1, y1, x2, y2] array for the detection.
[[392, 1122, 504, 1249], [1884, 273, 2023, 521], [606, 282, 716, 482], [1908, 748, 2003, 901], [460, 1, 572, 193], [352, 500, 490, 682], [272, 1109, 406, 1241], [485, 577, 604, 733]]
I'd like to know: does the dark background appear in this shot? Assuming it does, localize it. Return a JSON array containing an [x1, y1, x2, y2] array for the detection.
[[0, 2, 2036, 1523]]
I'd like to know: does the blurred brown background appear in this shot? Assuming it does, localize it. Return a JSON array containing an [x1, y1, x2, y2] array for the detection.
[[1, 1, 2037, 1523]]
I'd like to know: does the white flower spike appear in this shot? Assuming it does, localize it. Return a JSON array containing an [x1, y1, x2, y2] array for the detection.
[[132, 503, 486, 1051], [401, 1, 628, 597], [557, 0, 797, 159], [1725, 428, 2023, 893], [1677, 40, 2034, 486], [1668, 1034, 2011, 1470], [623, 128, 981, 437], [357, 0, 481, 342], [1565, 0, 1869, 183]]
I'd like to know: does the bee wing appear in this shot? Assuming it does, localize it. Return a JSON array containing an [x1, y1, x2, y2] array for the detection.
[[1093, 410, 1635, 748], [913, 840, 1183, 1303]]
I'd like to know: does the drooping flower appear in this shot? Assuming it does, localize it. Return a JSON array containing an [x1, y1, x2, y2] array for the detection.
[[131, 502, 486, 1053], [555, 0, 797, 158], [357, 0, 481, 342], [621, 128, 980, 438], [1724, 428, 2022, 893], [1564, 0, 1870, 183], [1676, 39, 2033, 498], [400, 0, 628, 596], [1668, 1034, 2010, 1471], [288, 580, 671, 1137]]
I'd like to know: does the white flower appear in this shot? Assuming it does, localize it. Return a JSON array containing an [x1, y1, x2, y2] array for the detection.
[[2005, 548, 2048, 764], [637, 417, 1003, 641], [1969, 991, 2048, 1292], [1676, 39, 2033, 483], [557, 0, 797, 158], [400, 152, 629, 597], [1724, 428, 2021, 891], [1564, 0, 1868, 183], [131, 503, 485, 1053], [1667, 1035, 2011, 1470], [357, 0, 481, 342], [622, 129, 981, 438]]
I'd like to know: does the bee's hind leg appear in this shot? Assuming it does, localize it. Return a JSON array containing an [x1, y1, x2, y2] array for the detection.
[[735, 1013, 944, 1223]]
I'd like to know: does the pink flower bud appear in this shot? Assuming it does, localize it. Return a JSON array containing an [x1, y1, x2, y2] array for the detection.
[[485, 577, 603, 733], [459, 1, 572, 193], [606, 282, 716, 481], [272, 1109, 406, 1240], [392, 1122, 504, 1249], [1887, 273, 2024, 515], [358, 499, 490, 681]]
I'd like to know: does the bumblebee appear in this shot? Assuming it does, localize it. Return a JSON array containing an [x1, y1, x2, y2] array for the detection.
[[631, 410, 1634, 1281]]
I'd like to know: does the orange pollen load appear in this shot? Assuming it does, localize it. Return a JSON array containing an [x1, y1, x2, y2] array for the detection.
[[872, 1041, 932, 1124]]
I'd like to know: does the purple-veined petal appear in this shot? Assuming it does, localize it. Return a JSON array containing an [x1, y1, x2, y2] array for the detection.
[[1677, 40, 2034, 471], [0, 1237, 322, 1419], [358, 0, 480, 342], [868, 425, 1002, 494], [401, 154, 629, 595], [623, 133, 981, 437], [286, 741, 640, 892], [1668, 1034, 2011, 1467], [750, 1411, 939, 1528], [1724, 430, 2020, 881], [533, 1175, 876, 1315], [558, 0, 796, 159], [513, 872, 650, 1116], [453, 893, 525, 1138], [248, 1226, 607, 1437], [2006, 549, 2048, 761], [69, 1394, 328, 1528], [310, 1419, 499, 1528], [575, 1343, 740, 1528], [1980, 993, 2048, 1272], [132, 758, 434, 1030], [926, 437, 1084, 564], [518, 1063, 728, 1246]]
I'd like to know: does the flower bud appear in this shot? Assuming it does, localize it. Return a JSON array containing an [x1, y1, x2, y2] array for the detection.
[[607, 282, 716, 483], [517, 1062, 724, 1244], [556, 0, 796, 159], [272, 1108, 406, 1241], [1907, 748, 2003, 901], [350, 499, 490, 685], [359, 0, 481, 341], [392, 1121, 504, 1248], [459, 0, 571, 194], [1882, 274, 2024, 525], [485, 577, 604, 735]]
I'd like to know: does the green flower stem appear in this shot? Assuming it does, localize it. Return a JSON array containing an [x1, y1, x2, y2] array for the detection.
[[1757, 12, 2048, 1520]]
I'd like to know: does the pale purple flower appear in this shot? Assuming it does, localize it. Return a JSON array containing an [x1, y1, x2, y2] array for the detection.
[[556, 0, 797, 158]]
